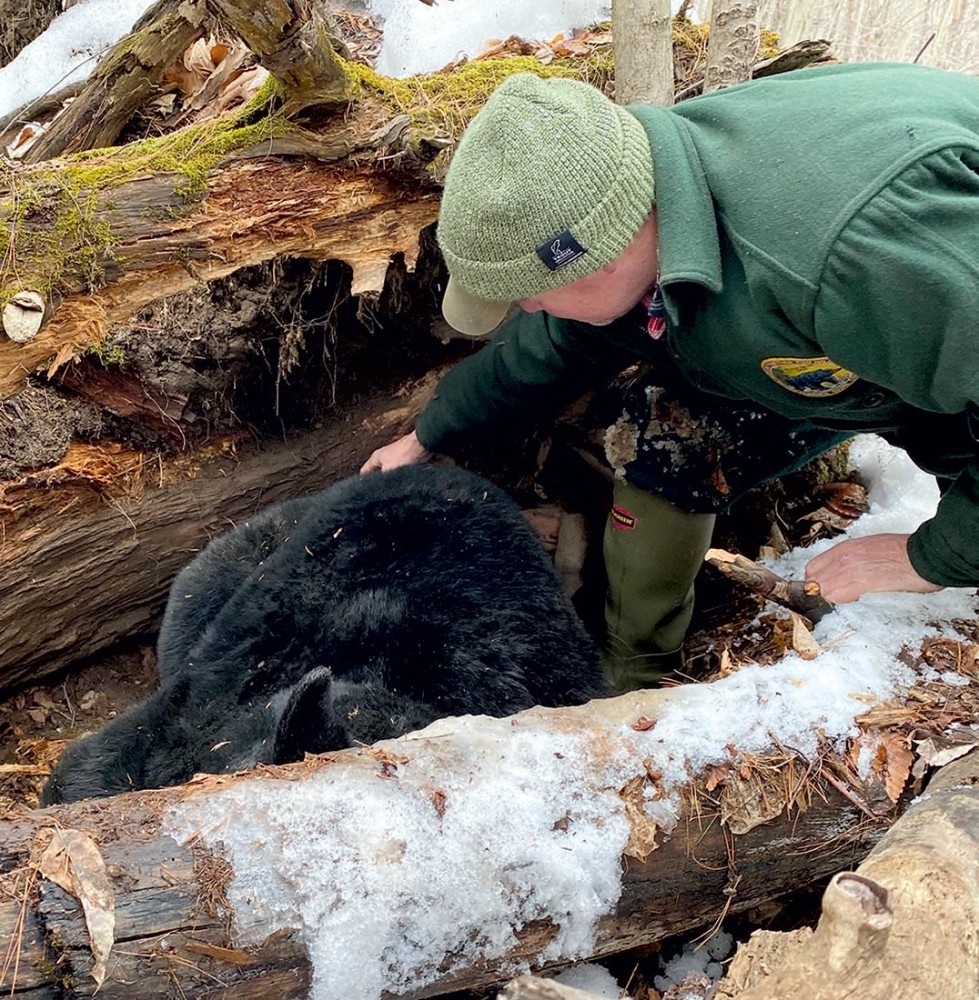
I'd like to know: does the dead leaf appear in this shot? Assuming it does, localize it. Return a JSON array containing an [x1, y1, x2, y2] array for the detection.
[[38, 829, 115, 987], [704, 762, 732, 792], [871, 735, 913, 803], [789, 612, 822, 660], [717, 647, 736, 677], [423, 784, 448, 818], [619, 774, 659, 862], [921, 637, 979, 676], [912, 733, 979, 779], [819, 481, 870, 519], [720, 764, 789, 834], [632, 715, 657, 732], [5, 122, 45, 159], [214, 66, 270, 116]]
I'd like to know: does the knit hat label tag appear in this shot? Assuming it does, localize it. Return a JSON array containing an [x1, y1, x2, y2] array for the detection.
[[536, 230, 587, 271]]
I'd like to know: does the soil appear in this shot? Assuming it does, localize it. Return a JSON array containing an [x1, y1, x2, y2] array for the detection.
[[0, 641, 159, 812]]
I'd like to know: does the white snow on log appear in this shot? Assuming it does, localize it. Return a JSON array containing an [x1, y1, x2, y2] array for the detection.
[[166, 717, 642, 1000], [165, 437, 978, 1000]]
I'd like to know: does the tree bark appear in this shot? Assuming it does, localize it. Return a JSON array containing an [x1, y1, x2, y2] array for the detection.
[[613, 0, 675, 106], [0, 691, 892, 999], [206, 0, 350, 117], [703, 0, 760, 94], [674, 38, 833, 101], [716, 751, 979, 999]]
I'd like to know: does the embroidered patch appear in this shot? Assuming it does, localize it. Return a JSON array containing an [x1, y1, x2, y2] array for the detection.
[[536, 229, 587, 272], [760, 357, 859, 397], [610, 504, 637, 530]]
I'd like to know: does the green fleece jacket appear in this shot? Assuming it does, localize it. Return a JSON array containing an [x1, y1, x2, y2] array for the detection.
[[415, 62, 979, 588]]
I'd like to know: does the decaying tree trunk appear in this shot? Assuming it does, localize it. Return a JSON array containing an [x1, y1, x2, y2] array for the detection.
[[0, 691, 893, 999], [715, 751, 979, 999], [0, 132, 442, 400], [21, 0, 350, 163]]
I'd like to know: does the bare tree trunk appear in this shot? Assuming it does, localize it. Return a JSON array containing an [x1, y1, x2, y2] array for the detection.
[[613, 0, 675, 106], [1, 692, 891, 999], [717, 751, 979, 1000], [703, 0, 760, 94]]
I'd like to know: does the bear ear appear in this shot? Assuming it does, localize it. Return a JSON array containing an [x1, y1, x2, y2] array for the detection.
[[272, 667, 348, 764]]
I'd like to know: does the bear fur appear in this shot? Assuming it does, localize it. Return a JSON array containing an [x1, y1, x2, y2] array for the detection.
[[42, 465, 604, 804]]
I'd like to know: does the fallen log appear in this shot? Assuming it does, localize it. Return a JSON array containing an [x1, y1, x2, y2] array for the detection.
[[0, 150, 442, 399], [716, 750, 979, 1000], [0, 688, 891, 1000]]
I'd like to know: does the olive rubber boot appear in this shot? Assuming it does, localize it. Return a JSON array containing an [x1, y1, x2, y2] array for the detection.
[[602, 480, 716, 694]]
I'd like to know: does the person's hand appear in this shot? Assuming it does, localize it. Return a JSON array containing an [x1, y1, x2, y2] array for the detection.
[[360, 431, 432, 474], [804, 533, 944, 604]]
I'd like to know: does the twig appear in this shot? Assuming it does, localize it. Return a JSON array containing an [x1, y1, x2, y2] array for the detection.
[[913, 33, 936, 64], [705, 548, 835, 622]]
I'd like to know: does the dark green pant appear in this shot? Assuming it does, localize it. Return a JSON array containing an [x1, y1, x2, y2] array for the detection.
[[602, 479, 715, 693]]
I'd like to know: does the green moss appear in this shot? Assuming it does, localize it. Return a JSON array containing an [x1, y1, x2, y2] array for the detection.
[[346, 55, 614, 140], [0, 93, 294, 304], [85, 339, 127, 366]]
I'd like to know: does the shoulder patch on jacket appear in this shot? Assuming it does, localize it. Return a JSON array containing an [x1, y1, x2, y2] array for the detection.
[[760, 357, 859, 397]]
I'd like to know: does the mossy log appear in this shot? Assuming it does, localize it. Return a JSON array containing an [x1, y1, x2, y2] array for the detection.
[[0, 690, 893, 999], [0, 131, 443, 401], [715, 751, 979, 1000], [20, 0, 351, 164]]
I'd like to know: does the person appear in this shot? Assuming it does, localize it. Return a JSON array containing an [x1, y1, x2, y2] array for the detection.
[[361, 62, 979, 693]]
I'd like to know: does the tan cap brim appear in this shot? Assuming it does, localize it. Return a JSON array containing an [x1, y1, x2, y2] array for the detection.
[[442, 277, 511, 337]]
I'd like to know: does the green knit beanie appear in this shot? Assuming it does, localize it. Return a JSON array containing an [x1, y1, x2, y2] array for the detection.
[[437, 72, 655, 336]]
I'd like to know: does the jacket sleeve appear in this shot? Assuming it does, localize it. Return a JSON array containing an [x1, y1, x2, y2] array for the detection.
[[415, 310, 633, 455], [814, 145, 979, 586]]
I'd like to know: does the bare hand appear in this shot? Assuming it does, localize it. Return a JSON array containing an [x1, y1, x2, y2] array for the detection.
[[360, 430, 433, 474], [804, 533, 944, 604]]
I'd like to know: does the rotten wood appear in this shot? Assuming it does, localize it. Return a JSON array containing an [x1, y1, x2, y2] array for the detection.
[[705, 547, 835, 623], [717, 750, 979, 999], [0, 690, 889, 999], [0, 156, 441, 399]]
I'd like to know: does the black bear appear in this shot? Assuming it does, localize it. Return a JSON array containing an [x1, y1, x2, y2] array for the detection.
[[42, 465, 604, 804]]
